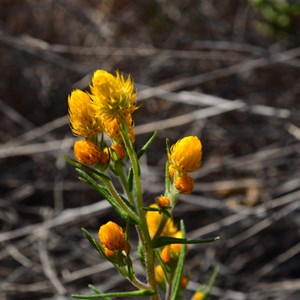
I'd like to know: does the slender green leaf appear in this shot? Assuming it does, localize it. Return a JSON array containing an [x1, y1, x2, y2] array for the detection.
[[88, 285, 111, 300], [143, 206, 171, 218], [76, 169, 138, 224], [206, 265, 220, 298], [127, 131, 157, 191], [65, 155, 111, 181], [192, 266, 219, 300], [143, 206, 160, 212], [137, 131, 157, 159], [171, 220, 187, 300], [72, 289, 156, 299], [119, 194, 135, 212], [81, 228, 103, 256], [128, 169, 134, 192], [137, 240, 146, 268], [151, 236, 220, 248], [166, 138, 171, 153], [165, 161, 172, 195]]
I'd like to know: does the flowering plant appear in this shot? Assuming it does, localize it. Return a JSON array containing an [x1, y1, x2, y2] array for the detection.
[[66, 70, 219, 299]]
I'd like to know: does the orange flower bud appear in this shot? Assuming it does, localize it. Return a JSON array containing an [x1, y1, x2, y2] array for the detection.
[[98, 221, 128, 255], [180, 275, 189, 289], [111, 144, 125, 160], [160, 243, 182, 264], [74, 140, 102, 165], [99, 147, 110, 165], [156, 195, 170, 209], [175, 174, 195, 194], [103, 247, 115, 257]]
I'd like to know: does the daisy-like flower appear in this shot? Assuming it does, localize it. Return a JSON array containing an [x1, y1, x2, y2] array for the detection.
[[98, 221, 128, 257], [74, 140, 108, 166], [146, 204, 177, 239], [168, 136, 202, 175], [68, 89, 103, 138], [90, 70, 138, 122]]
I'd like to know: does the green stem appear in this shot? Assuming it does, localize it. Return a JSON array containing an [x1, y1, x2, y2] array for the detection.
[[131, 276, 152, 290], [119, 121, 159, 300], [118, 165, 135, 207], [103, 178, 139, 224]]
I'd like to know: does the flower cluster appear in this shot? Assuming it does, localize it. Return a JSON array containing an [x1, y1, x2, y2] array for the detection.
[[67, 70, 218, 300], [68, 70, 137, 166]]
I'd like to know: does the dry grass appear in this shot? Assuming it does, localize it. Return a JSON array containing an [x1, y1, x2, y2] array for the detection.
[[1, 1, 300, 299]]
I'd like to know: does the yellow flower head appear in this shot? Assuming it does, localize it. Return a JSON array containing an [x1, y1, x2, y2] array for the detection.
[[175, 174, 195, 195], [68, 89, 103, 138], [74, 140, 106, 166], [146, 204, 178, 239], [98, 221, 128, 255], [168, 136, 202, 175], [90, 70, 138, 122], [192, 291, 206, 300]]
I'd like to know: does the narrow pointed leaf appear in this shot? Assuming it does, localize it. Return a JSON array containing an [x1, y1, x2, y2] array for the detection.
[[128, 169, 134, 192], [76, 169, 138, 224], [88, 285, 111, 300], [151, 236, 220, 248], [137, 240, 146, 268], [127, 131, 157, 191], [81, 228, 103, 256], [72, 289, 156, 299], [65, 155, 111, 181], [165, 161, 172, 194], [166, 138, 171, 153], [137, 131, 157, 159], [206, 265, 220, 297]]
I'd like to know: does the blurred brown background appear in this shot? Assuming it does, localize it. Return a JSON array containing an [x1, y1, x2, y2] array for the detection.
[[1, 1, 300, 299]]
